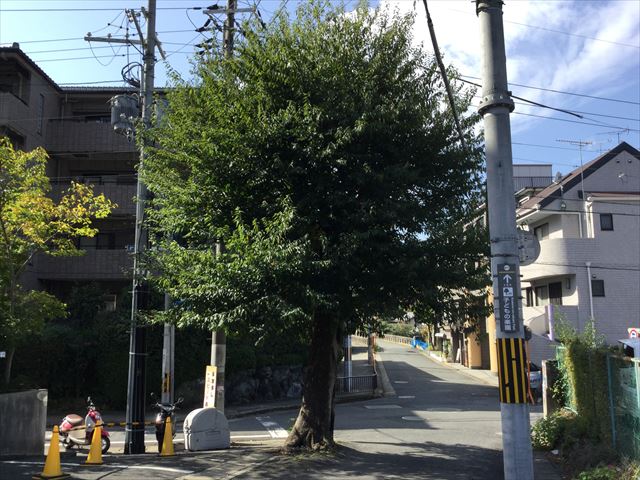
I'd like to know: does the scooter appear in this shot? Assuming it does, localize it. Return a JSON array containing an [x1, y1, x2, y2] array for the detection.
[[59, 397, 110, 454], [151, 394, 183, 453]]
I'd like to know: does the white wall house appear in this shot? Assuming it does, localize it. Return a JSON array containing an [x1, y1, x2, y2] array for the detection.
[[516, 143, 640, 365]]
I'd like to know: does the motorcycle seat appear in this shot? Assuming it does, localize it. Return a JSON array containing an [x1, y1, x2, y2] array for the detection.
[[65, 414, 84, 426]]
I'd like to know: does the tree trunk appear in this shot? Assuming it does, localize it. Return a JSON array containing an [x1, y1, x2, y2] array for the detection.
[[450, 329, 462, 363], [284, 310, 339, 451], [3, 346, 15, 385]]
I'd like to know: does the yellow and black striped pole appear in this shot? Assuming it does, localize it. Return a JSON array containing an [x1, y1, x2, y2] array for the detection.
[[496, 338, 528, 404]]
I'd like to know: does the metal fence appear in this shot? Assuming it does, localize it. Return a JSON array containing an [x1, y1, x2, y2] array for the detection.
[[380, 334, 412, 345], [557, 347, 640, 461], [607, 355, 640, 460], [335, 374, 378, 394]]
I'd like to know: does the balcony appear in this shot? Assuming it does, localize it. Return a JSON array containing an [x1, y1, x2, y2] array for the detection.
[[523, 305, 580, 336], [0, 91, 30, 120], [520, 238, 598, 282], [45, 119, 137, 153], [50, 176, 137, 216], [35, 250, 132, 281]]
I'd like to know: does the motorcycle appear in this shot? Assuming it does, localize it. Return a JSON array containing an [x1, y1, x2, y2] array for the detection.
[[59, 397, 110, 454], [151, 393, 183, 453]]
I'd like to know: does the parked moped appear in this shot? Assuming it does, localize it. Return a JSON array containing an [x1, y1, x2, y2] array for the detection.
[[151, 393, 183, 452], [59, 397, 110, 454]]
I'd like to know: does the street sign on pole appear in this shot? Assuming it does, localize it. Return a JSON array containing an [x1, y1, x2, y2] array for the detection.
[[497, 263, 519, 333]]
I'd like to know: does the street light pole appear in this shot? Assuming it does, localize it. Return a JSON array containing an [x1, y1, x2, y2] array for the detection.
[[476, 1, 534, 478]]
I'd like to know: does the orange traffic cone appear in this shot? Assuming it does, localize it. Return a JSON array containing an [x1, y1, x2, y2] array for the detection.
[[84, 421, 103, 465], [159, 417, 175, 456], [32, 426, 70, 479]]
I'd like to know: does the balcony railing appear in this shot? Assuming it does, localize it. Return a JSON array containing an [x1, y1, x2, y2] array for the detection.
[[50, 175, 136, 216], [0, 91, 29, 121], [45, 119, 137, 153], [35, 249, 132, 280]]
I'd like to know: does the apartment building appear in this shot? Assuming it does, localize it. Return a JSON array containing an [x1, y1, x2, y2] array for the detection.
[[456, 164, 553, 370], [1, 45, 137, 307], [517, 142, 640, 365]]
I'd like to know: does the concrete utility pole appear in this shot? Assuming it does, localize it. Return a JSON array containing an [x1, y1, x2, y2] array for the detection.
[[475, 1, 534, 479], [124, 0, 157, 454], [207, 0, 237, 415]]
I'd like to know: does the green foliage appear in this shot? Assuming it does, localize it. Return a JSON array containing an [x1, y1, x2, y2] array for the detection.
[[143, 0, 485, 352], [556, 319, 612, 446], [0, 139, 115, 383], [384, 322, 414, 337], [531, 411, 568, 450], [574, 465, 621, 480]]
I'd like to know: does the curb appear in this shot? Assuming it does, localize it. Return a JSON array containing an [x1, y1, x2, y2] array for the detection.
[[374, 352, 396, 397]]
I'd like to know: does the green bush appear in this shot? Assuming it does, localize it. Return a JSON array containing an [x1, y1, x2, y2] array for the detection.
[[384, 322, 414, 337], [574, 465, 620, 480], [531, 411, 569, 450], [557, 319, 613, 446]]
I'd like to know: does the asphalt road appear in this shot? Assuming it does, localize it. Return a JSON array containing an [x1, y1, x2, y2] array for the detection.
[[1, 340, 558, 479]]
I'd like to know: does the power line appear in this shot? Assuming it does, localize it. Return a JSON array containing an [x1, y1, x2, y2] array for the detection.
[[0, 7, 205, 12], [531, 261, 640, 273], [441, 5, 640, 50], [512, 111, 640, 132], [462, 75, 640, 105]]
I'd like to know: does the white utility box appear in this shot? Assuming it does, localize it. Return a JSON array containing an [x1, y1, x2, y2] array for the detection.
[[183, 407, 230, 451]]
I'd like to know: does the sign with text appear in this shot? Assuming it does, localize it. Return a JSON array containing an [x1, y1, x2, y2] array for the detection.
[[497, 263, 519, 333], [203, 365, 217, 408]]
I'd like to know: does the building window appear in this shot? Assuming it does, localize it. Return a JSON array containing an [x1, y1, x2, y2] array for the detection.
[[591, 279, 605, 297], [104, 294, 117, 312], [78, 232, 115, 250], [535, 285, 548, 306], [0, 125, 25, 150], [37, 93, 44, 135], [600, 213, 613, 231], [548, 282, 563, 305], [534, 223, 549, 241], [0, 61, 30, 104], [525, 287, 533, 307]]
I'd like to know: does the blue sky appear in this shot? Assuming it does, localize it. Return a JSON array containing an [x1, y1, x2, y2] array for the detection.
[[1, 0, 638, 176]]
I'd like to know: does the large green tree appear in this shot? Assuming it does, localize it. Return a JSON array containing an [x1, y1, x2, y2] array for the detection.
[[0, 139, 114, 385], [143, 2, 486, 450]]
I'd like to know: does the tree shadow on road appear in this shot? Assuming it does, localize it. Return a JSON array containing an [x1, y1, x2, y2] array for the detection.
[[243, 441, 503, 479]]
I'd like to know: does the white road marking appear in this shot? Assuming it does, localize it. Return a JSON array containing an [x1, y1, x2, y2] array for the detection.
[[398, 395, 415, 399], [231, 434, 271, 439], [393, 381, 408, 384], [255, 416, 288, 439], [401, 416, 424, 421], [364, 404, 402, 409], [0, 460, 193, 474]]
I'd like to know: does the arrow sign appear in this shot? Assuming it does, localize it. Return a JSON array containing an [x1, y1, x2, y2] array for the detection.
[[496, 263, 519, 333]]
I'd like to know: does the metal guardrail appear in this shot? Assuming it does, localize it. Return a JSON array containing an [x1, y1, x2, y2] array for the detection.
[[335, 374, 378, 394], [380, 334, 412, 345]]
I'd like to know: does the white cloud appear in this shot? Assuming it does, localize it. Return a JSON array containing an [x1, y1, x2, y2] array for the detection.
[[377, 0, 640, 136]]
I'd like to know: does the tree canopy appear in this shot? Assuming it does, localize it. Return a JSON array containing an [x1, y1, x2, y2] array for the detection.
[[143, 1, 487, 449], [0, 139, 115, 384]]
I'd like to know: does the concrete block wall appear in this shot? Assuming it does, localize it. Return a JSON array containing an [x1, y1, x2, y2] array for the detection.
[[0, 389, 47, 456]]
